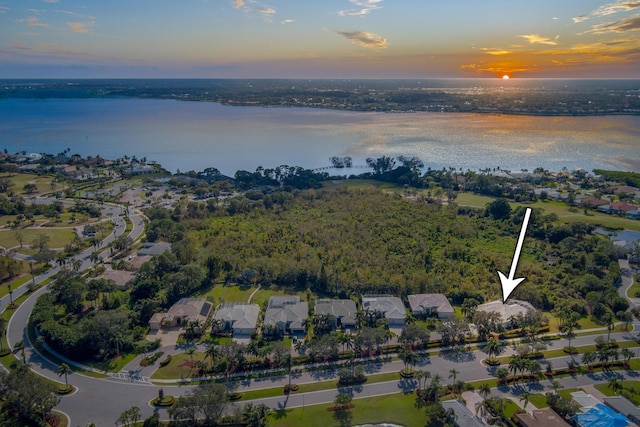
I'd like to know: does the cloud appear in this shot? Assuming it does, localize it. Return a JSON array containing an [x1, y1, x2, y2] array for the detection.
[[17, 16, 54, 30], [338, 0, 383, 17], [0, 6, 9, 13], [482, 47, 511, 56], [518, 34, 559, 45], [260, 7, 276, 15], [573, 1, 640, 22], [67, 21, 93, 33], [460, 63, 477, 69], [583, 13, 640, 33], [232, 0, 246, 8], [336, 30, 388, 49], [42, 0, 59, 2], [281, 19, 294, 24]]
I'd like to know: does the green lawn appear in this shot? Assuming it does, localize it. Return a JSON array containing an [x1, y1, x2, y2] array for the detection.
[[595, 381, 640, 404], [456, 192, 640, 231], [268, 392, 423, 427], [0, 173, 63, 196], [629, 275, 640, 299], [195, 284, 256, 305], [196, 284, 310, 308], [151, 351, 207, 380], [81, 352, 137, 373], [529, 388, 584, 410], [0, 228, 77, 250]]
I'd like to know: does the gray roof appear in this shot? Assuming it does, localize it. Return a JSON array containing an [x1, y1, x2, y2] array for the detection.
[[571, 391, 601, 411], [214, 303, 260, 331], [361, 295, 406, 321], [167, 298, 212, 322], [407, 294, 454, 314], [264, 297, 308, 329], [314, 299, 357, 323], [476, 299, 535, 323], [137, 241, 172, 257], [268, 295, 301, 308], [604, 396, 640, 423], [441, 399, 485, 427]]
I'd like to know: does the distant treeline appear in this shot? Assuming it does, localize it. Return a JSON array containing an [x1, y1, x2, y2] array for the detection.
[[594, 169, 640, 188]]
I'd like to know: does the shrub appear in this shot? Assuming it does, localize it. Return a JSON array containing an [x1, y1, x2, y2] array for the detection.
[[140, 351, 164, 367], [159, 354, 172, 367]]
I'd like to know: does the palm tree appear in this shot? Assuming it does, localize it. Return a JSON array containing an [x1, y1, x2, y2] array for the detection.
[[620, 348, 634, 367], [519, 392, 531, 411], [608, 377, 623, 395], [475, 399, 491, 418], [0, 318, 7, 353], [57, 363, 71, 387], [428, 374, 443, 403], [550, 379, 562, 395], [399, 347, 417, 374], [484, 337, 503, 363], [205, 344, 217, 370], [186, 347, 196, 360], [13, 340, 26, 363], [478, 383, 491, 402], [603, 313, 615, 345], [582, 351, 596, 369], [560, 321, 576, 352], [449, 368, 460, 394]]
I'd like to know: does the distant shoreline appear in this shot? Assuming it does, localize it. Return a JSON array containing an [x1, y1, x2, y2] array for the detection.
[[1, 78, 639, 117]]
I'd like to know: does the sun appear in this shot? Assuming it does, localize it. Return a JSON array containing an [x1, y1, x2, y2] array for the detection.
[[502, 75, 510, 80]]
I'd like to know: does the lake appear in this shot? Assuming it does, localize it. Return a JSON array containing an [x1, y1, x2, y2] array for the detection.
[[1, 98, 639, 175]]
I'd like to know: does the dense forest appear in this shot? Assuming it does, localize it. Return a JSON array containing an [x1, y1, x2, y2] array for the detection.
[[150, 187, 623, 312]]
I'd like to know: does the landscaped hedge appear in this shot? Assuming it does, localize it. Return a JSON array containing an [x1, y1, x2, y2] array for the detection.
[[140, 351, 164, 367], [159, 354, 172, 367]]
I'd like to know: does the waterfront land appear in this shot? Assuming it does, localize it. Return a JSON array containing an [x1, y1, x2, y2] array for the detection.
[[1, 152, 640, 426], [2, 78, 640, 116]]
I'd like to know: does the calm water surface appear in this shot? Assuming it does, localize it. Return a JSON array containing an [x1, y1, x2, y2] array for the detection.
[[1, 98, 639, 175]]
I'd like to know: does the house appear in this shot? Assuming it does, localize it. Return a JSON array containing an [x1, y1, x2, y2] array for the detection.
[[612, 202, 639, 214], [407, 294, 454, 319], [361, 295, 406, 326], [314, 299, 358, 330], [608, 185, 640, 197], [149, 298, 213, 330], [581, 198, 610, 209], [604, 396, 640, 425], [214, 303, 260, 336], [516, 408, 570, 427], [627, 210, 640, 220], [214, 302, 260, 336], [264, 296, 308, 336], [137, 242, 172, 257], [475, 299, 535, 328], [441, 399, 485, 427], [573, 404, 633, 427]]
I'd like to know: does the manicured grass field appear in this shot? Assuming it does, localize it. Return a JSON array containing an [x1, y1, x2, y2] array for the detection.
[[268, 392, 423, 427], [0, 173, 63, 196], [151, 351, 207, 380], [595, 380, 640, 404], [0, 228, 77, 250], [196, 284, 310, 308]]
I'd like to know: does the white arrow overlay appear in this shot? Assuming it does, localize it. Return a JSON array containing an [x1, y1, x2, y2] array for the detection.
[[498, 207, 532, 303]]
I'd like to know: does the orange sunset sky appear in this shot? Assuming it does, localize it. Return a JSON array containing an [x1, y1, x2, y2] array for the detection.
[[1, 0, 639, 78]]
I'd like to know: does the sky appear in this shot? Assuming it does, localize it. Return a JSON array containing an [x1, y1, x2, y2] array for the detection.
[[1, 0, 639, 79]]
